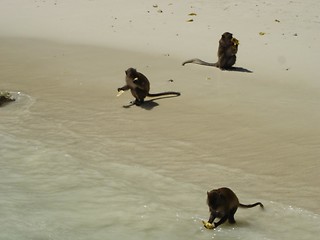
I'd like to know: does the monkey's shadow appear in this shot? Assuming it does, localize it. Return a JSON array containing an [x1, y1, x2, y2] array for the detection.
[[233, 220, 251, 228], [123, 95, 180, 110], [224, 66, 253, 73]]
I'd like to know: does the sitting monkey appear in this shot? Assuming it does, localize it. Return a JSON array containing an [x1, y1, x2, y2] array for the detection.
[[182, 32, 239, 70]]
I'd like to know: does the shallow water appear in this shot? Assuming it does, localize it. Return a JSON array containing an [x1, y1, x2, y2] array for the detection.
[[1, 38, 319, 240]]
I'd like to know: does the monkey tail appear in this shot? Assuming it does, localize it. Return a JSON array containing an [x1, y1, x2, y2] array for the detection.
[[239, 202, 264, 208], [147, 92, 181, 97], [182, 58, 217, 67]]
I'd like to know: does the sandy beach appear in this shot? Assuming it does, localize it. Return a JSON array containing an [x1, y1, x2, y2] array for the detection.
[[1, 1, 320, 239]]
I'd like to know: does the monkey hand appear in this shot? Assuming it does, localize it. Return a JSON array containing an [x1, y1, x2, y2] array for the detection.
[[202, 220, 215, 229]]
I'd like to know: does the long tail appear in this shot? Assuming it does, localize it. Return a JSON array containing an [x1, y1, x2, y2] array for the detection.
[[239, 202, 264, 208], [147, 92, 181, 97], [182, 58, 217, 67]]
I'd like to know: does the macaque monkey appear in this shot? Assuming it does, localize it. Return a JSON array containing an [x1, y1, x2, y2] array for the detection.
[[117, 68, 180, 105], [182, 32, 239, 70], [206, 187, 263, 228]]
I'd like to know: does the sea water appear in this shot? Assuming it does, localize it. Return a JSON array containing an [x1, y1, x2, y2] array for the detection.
[[1, 39, 319, 240]]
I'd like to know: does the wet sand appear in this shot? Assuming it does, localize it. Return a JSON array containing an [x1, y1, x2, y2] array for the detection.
[[1, 36, 320, 213]]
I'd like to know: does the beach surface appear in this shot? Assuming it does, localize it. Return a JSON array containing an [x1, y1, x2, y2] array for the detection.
[[1, 1, 320, 239]]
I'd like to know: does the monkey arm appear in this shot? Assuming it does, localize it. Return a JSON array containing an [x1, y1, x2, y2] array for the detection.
[[223, 44, 238, 56], [118, 85, 130, 91], [231, 45, 238, 54], [212, 214, 228, 228], [208, 210, 220, 223], [208, 213, 216, 224], [208, 209, 226, 224]]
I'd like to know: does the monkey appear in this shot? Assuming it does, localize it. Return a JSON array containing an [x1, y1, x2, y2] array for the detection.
[[182, 32, 239, 70], [117, 68, 181, 105], [206, 187, 263, 228]]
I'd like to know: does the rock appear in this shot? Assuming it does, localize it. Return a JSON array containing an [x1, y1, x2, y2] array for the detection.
[[0, 91, 15, 106]]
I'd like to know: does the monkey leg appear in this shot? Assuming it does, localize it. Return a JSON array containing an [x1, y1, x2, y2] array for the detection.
[[216, 54, 227, 69], [134, 98, 144, 106], [228, 207, 237, 224], [134, 88, 147, 102], [129, 90, 143, 105], [219, 55, 236, 69], [226, 55, 236, 68]]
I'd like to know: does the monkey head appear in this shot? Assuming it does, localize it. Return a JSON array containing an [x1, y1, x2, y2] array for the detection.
[[219, 32, 234, 47], [125, 68, 138, 78], [207, 190, 224, 210]]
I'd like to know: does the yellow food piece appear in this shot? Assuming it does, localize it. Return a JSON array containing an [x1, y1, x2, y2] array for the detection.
[[231, 37, 239, 45], [202, 220, 214, 229], [116, 90, 124, 97]]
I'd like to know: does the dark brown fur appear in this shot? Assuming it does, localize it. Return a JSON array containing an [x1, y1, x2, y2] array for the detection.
[[182, 32, 238, 69], [207, 187, 263, 228], [118, 68, 180, 105]]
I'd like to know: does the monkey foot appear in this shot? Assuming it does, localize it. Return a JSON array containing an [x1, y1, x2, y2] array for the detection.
[[202, 220, 215, 229]]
